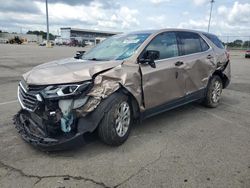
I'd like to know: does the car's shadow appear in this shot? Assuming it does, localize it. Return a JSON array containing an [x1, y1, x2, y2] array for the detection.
[[46, 94, 238, 157], [46, 102, 199, 156]]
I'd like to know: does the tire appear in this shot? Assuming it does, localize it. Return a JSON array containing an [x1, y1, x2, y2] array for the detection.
[[203, 75, 223, 108], [98, 93, 132, 146]]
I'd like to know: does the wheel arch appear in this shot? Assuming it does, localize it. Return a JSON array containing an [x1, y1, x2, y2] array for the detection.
[[77, 86, 141, 134], [212, 70, 230, 89], [118, 86, 141, 121]]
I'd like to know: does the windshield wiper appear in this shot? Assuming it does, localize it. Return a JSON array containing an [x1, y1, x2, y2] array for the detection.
[[88, 58, 98, 61], [87, 58, 110, 61]]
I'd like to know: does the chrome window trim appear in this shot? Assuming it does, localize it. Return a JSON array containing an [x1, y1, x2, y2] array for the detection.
[[142, 31, 213, 63], [199, 33, 212, 50], [155, 48, 212, 63]]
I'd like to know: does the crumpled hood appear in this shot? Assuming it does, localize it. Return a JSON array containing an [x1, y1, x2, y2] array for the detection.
[[23, 58, 123, 85]]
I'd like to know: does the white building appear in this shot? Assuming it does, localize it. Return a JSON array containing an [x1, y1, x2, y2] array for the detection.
[[59, 27, 121, 45]]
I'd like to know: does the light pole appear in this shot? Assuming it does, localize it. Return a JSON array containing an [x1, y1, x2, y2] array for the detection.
[[248, 36, 250, 49], [207, 0, 215, 33], [45, 0, 50, 47]]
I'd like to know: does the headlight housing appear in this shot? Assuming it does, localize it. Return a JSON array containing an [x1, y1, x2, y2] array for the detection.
[[42, 81, 92, 99]]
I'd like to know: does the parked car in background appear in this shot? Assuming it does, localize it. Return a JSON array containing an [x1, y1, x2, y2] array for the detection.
[[14, 29, 230, 151], [39, 40, 55, 46], [245, 50, 250, 58], [39, 41, 46, 46], [68, 39, 79, 47]]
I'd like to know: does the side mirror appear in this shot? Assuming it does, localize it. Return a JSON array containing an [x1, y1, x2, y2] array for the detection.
[[139, 50, 160, 68], [74, 51, 86, 59]]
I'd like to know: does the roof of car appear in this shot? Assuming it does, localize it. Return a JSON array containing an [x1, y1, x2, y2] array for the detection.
[[128, 28, 213, 36], [126, 30, 158, 35]]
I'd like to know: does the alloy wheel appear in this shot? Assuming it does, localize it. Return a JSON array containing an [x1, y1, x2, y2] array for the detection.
[[211, 80, 222, 103], [115, 101, 131, 137]]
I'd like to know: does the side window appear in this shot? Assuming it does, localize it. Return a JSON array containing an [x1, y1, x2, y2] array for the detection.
[[177, 32, 203, 55], [199, 37, 210, 51], [145, 32, 178, 60], [203, 33, 224, 49]]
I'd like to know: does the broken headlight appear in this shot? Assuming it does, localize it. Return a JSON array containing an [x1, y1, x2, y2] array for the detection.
[[42, 81, 91, 99]]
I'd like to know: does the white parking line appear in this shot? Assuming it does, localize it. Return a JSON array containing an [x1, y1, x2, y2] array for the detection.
[[0, 100, 18, 106]]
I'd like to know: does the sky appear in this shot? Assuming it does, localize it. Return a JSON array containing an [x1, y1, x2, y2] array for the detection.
[[0, 0, 250, 39]]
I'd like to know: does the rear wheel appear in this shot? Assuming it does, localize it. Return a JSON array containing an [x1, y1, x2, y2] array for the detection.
[[203, 75, 223, 108], [98, 93, 132, 146]]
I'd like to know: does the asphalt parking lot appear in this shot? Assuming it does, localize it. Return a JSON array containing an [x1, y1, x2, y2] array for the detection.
[[0, 44, 249, 188]]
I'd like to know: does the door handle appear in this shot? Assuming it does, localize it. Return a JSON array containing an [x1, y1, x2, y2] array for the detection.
[[207, 54, 213, 59], [175, 61, 184, 66]]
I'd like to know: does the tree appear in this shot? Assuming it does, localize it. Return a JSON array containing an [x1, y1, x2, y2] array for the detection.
[[233, 39, 243, 47], [243, 41, 250, 48], [26, 30, 55, 40]]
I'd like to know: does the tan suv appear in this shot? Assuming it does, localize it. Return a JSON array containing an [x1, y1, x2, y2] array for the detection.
[[14, 29, 231, 150]]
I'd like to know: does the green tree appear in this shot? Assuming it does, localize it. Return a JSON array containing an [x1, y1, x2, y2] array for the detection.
[[233, 39, 243, 47], [243, 41, 250, 48], [26, 30, 55, 40]]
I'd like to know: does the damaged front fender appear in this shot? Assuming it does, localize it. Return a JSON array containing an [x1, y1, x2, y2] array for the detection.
[[76, 62, 143, 117]]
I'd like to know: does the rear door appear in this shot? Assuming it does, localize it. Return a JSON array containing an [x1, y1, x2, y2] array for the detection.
[[140, 32, 186, 109], [175, 31, 216, 95], [203, 33, 228, 66]]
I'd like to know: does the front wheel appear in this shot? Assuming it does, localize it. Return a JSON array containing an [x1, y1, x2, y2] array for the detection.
[[98, 93, 132, 146], [203, 75, 223, 108]]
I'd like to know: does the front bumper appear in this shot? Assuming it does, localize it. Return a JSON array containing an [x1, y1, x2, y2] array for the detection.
[[13, 110, 85, 151], [14, 80, 120, 151]]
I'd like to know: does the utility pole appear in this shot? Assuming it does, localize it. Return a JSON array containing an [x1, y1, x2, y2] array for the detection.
[[248, 36, 250, 49], [45, 0, 50, 47], [207, 0, 215, 33]]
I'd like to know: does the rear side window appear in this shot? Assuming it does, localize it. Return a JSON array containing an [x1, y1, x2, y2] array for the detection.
[[200, 37, 210, 51], [203, 33, 224, 49], [177, 32, 203, 55], [145, 32, 178, 60]]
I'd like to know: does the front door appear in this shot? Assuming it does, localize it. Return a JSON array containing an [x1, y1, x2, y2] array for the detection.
[[140, 32, 186, 109]]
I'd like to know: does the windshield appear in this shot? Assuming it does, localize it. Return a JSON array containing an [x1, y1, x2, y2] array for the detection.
[[82, 33, 150, 61]]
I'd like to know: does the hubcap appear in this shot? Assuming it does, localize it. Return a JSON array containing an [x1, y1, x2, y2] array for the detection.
[[115, 101, 130, 137], [212, 80, 222, 103]]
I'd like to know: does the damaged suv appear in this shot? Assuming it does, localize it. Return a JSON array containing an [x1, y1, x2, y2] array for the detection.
[[14, 29, 230, 150]]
